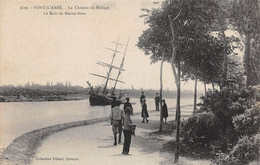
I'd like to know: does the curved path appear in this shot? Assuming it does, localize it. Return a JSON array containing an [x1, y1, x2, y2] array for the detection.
[[0, 117, 110, 165], [0, 104, 195, 165]]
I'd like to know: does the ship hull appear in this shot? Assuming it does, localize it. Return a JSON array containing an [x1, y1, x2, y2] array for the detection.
[[89, 93, 125, 106], [89, 93, 113, 106]]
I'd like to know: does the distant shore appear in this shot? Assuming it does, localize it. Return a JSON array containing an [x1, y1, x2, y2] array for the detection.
[[0, 94, 88, 103], [0, 84, 203, 103], [0, 93, 201, 103]]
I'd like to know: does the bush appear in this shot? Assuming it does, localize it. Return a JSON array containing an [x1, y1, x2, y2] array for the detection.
[[186, 87, 259, 163], [230, 135, 259, 164], [199, 87, 257, 137], [214, 134, 260, 165], [233, 106, 260, 136], [200, 87, 256, 113], [212, 153, 235, 165], [183, 112, 221, 147], [186, 87, 258, 151]]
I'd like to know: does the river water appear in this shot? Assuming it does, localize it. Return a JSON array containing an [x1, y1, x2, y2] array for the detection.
[[0, 97, 194, 150]]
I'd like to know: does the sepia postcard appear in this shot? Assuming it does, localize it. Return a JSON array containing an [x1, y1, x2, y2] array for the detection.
[[1, 0, 259, 165]]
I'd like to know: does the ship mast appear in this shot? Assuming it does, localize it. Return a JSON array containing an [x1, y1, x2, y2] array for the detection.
[[102, 38, 121, 94], [112, 38, 129, 94], [89, 38, 127, 96]]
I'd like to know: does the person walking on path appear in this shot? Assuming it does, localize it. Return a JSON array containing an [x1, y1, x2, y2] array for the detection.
[[140, 91, 145, 107], [123, 97, 133, 114], [154, 93, 159, 111], [141, 99, 149, 123], [162, 99, 168, 123], [122, 105, 134, 155], [110, 100, 124, 145]]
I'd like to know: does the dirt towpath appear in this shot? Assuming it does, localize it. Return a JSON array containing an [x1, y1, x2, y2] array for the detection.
[[1, 104, 211, 165], [31, 112, 173, 165]]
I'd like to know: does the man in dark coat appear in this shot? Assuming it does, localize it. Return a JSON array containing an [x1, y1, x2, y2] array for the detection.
[[141, 99, 149, 123], [123, 97, 133, 114], [154, 93, 159, 111], [162, 99, 168, 123], [140, 91, 145, 106]]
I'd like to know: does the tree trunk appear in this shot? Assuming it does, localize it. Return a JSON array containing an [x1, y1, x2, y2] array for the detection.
[[159, 49, 165, 133], [244, 32, 252, 86], [212, 83, 215, 91], [217, 13, 228, 89], [168, 15, 178, 121], [193, 70, 197, 114], [204, 82, 207, 95], [238, 0, 254, 86], [168, 14, 181, 163], [175, 60, 181, 163]]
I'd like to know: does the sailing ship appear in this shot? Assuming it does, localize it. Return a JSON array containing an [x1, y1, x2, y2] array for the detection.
[[87, 38, 129, 106]]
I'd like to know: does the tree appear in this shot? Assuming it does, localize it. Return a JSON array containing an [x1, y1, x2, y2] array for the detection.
[[138, 0, 227, 162], [180, 34, 226, 112], [230, 0, 260, 86]]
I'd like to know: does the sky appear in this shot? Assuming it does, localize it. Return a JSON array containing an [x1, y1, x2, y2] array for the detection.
[[0, 0, 211, 91]]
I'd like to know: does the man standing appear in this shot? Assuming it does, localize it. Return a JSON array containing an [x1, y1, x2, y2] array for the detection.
[[162, 99, 168, 123], [110, 100, 124, 145], [122, 105, 134, 155], [141, 99, 149, 123], [123, 97, 133, 114], [154, 93, 159, 111], [140, 91, 145, 106]]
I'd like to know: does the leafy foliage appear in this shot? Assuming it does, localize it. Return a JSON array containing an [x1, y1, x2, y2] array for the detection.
[[138, 0, 237, 86], [233, 106, 260, 137], [214, 134, 260, 165], [183, 112, 221, 147], [229, 0, 260, 86], [137, 0, 260, 163], [185, 86, 258, 150]]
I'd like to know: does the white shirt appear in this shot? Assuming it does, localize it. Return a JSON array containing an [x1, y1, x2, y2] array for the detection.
[[110, 106, 124, 120]]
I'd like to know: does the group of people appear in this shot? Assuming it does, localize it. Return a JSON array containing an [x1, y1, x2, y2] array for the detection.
[[109, 91, 169, 155], [141, 92, 168, 123], [110, 97, 134, 155]]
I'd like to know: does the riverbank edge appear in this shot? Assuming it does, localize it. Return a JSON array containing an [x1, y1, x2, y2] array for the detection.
[[0, 117, 112, 165]]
